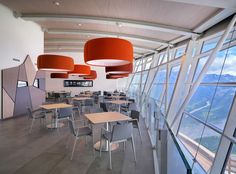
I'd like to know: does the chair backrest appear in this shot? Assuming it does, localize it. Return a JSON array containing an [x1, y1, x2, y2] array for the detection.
[[68, 119, 76, 136], [100, 103, 108, 112], [26, 107, 33, 118], [84, 99, 93, 106], [111, 123, 133, 142], [128, 99, 135, 103], [58, 107, 73, 119], [130, 110, 140, 121]]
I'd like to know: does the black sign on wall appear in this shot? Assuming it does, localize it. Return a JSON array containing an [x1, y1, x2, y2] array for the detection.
[[64, 80, 93, 87]]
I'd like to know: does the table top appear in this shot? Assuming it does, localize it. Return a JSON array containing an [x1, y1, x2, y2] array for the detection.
[[40, 103, 73, 110], [85, 112, 130, 124], [73, 97, 91, 101], [106, 100, 132, 105]]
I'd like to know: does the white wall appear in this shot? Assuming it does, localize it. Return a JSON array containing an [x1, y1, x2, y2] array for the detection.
[[0, 4, 44, 117], [45, 52, 117, 96], [0, 4, 44, 69]]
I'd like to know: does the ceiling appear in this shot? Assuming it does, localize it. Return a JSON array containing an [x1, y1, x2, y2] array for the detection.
[[0, 0, 236, 58]]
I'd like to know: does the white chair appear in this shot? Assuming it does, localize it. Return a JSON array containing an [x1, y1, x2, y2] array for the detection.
[[99, 122, 136, 169]]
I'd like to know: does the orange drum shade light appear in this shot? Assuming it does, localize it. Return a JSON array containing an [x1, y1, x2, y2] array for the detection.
[[84, 38, 133, 66], [37, 54, 74, 71], [106, 74, 120, 79], [105, 63, 133, 74], [68, 64, 91, 75], [50, 73, 69, 79], [109, 73, 129, 78], [82, 70, 97, 80]]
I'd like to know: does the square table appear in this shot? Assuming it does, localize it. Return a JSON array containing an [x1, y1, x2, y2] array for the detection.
[[40, 103, 73, 128], [73, 97, 91, 101], [85, 112, 131, 151], [106, 100, 132, 112]]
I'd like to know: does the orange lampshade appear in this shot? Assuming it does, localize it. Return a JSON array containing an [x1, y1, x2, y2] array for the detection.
[[68, 64, 91, 75], [37, 54, 74, 72], [108, 73, 129, 78], [50, 73, 69, 79], [106, 74, 120, 79], [105, 63, 133, 74], [82, 70, 97, 80], [84, 37, 133, 67]]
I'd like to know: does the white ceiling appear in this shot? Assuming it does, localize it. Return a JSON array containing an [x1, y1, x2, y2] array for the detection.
[[0, 0, 235, 58]]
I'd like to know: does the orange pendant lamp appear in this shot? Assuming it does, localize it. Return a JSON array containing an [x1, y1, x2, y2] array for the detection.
[[82, 70, 97, 80], [107, 73, 129, 79], [50, 73, 69, 79], [84, 37, 133, 67], [106, 74, 120, 79], [105, 63, 133, 74], [68, 64, 91, 75], [37, 54, 74, 72]]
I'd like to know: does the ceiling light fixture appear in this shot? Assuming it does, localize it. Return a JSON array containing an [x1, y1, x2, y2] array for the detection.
[[37, 54, 74, 72], [51, 73, 68, 79], [80, 70, 97, 79], [84, 37, 133, 67], [105, 63, 133, 74], [68, 64, 91, 75]]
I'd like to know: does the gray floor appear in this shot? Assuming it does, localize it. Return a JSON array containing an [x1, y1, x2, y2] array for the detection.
[[0, 109, 154, 174]]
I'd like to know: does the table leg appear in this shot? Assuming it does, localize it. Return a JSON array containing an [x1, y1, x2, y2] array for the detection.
[[47, 108, 64, 129]]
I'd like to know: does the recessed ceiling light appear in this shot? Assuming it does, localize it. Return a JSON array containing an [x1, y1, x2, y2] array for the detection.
[[87, 35, 90, 38], [53, 1, 60, 6], [77, 23, 82, 26]]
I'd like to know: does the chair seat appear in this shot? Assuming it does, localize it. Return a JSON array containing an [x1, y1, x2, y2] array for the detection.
[[77, 127, 92, 136]]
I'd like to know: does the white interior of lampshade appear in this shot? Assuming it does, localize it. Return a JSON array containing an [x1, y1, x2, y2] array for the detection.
[[107, 71, 129, 74], [86, 59, 131, 66]]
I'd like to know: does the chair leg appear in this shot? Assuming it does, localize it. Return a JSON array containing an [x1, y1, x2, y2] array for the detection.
[[123, 141, 126, 151], [71, 137, 78, 160], [131, 136, 136, 162], [137, 123, 142, 144], [108, 142, 112, 170], [29, 119, 35, 133]]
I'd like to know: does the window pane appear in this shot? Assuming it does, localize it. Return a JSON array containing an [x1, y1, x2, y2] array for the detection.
[[17, 81, 28, 87], [186, 85, 217, 122], [220, 46, 236, 82], [150, 84, 164, 101], [202, 50, 227, 83], [33, 79, 39, 88], [224, 144, 236, 174], [207, 86, 236, 130], [175, 46, 186, 58], [178, 114, 205, 159], [193, 57, 208, 82], [169, 65, 180, 83], [194, 127, 221, 173]]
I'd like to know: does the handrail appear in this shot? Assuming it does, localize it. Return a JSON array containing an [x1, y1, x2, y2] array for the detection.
[[151, 98, 192, 174]]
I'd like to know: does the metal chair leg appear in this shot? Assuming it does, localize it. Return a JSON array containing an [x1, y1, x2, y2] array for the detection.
[[29, 119, 35, 133], [131, 136, 136, 162], [137, 123, 142, 143], [108, 142, 112, 170], [71, 137, 78, 160], [123, 141, 126, 151]]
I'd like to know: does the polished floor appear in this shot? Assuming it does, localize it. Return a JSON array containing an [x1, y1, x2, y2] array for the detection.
[[0, 109, 154, 174]]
